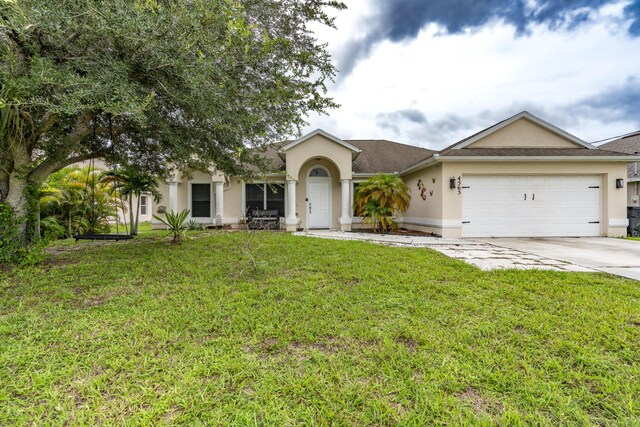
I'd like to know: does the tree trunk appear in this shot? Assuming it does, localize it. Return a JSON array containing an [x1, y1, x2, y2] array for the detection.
[[134, 194, 141, 235], [4, 173, 30, 243], [128, 196, 135, 235]]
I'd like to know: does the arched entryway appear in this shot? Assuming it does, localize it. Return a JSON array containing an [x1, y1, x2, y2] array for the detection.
[[307, 166, 332, 228]]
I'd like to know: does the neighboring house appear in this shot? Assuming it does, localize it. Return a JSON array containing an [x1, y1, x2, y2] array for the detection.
[[600, 130, 640, 207], [153, 111, 636, 238]]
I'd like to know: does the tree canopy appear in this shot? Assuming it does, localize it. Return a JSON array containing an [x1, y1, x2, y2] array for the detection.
[[0, 0, 345, 231]]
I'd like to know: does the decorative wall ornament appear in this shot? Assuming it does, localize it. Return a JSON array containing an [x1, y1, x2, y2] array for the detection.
[[417, 179, 427, 200], [429, 190, 433, 197], [431, 177, 436, 183]]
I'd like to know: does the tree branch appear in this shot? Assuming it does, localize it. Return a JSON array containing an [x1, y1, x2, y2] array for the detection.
[[29, 150, 107, 184], [31, 113, 60, 139]]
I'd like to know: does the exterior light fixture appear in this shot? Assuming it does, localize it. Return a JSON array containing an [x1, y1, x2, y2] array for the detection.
[[450, 177, 456, 189], [616, 178, 624, 189]]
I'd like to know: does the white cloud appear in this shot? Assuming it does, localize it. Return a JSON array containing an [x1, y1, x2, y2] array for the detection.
[[304, 1, 640, 149]]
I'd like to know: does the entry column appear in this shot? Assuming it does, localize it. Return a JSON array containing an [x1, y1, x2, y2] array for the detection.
[[339, 179, 352, 231], [285, 179, 298, 231], [214, 181, 224, 226], [168, 181, 178, 213]]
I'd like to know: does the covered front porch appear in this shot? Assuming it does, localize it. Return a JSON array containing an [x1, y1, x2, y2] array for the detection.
[[279, 130, 361, 232]]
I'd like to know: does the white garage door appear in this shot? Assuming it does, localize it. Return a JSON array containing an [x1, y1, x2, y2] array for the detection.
[[461, 175, 601, 237]]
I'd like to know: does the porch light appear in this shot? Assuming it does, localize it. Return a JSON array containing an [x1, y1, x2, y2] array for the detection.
[[450, 177, 456, 189], [616, 178, 624, 189]]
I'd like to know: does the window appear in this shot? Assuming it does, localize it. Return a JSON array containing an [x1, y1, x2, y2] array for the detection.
[[140, 196, 148, 215], [309, 167, 329, 177], [191, 184, 211, 217], [245, 183, 285, 216]]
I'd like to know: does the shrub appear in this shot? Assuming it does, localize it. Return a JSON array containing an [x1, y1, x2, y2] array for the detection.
[[186, 219, 205, 231], [0, 203, 46, 266]]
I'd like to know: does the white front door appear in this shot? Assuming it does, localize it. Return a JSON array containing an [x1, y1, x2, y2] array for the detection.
[[308, 180, 331, 228], [461, 175, 601, 237]]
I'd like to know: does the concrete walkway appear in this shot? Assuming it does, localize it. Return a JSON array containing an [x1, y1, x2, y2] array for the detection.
[[294, 230, 595, 273]]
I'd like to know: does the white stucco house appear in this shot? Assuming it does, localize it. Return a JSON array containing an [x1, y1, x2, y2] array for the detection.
[[153, 111, 637, 238]]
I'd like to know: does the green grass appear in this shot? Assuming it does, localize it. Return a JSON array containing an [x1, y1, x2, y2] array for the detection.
[[1, 229, 639, 426]]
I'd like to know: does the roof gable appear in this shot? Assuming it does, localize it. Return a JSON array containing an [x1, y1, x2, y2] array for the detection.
[[448, 111, 594, 151], [280, 129, 361, 159]]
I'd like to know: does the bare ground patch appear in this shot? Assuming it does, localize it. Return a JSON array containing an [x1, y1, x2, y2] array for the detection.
[[247, 336, 380, 362], [455, 387, 504, 417]]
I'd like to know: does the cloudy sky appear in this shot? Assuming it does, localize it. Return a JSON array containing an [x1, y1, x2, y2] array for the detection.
[[303, 0, 640, 150]]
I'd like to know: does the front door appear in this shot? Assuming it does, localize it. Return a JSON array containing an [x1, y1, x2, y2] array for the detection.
[[308, 180, 331, 228]]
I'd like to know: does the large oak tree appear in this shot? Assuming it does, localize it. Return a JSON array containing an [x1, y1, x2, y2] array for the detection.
[[0, 0, 344, 240]]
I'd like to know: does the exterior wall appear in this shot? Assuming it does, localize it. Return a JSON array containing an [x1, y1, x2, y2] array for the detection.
[[156, 183, 171, 217], [127, 193, 153, 223], [433, 161, 629, 238], [296, 159, 342, 230], [223, 178, 245, 222], [285, 134, 353, 180], [628, 162, 640, 207], [399, 167, 444, 234], [628, 181, 640, 207], [469, 119, 578, 148]]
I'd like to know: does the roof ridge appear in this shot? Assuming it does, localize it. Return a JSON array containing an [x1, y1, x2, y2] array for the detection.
[[347, 139, 436, 151]]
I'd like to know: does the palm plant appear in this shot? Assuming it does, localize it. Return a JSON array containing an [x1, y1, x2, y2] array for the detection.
[[153, 209, 190, 243], [100, 166, 162, 235], [354, 174, 411, 233], [39, 166, 117, 238]]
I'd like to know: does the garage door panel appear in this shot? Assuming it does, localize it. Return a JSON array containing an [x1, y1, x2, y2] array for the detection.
[[461, 175, 601, 237]]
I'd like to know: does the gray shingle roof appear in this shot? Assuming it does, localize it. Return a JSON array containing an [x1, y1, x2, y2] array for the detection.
[[256, 129, 637, 177], [599, 131, 640, 154], [347, 140, 435, 174], [600, 131, 640, 178], [258, 139, 435, 174], [438, 148, 632, 157]]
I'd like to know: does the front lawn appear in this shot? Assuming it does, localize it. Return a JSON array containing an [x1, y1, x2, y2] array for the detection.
[[1, 231, 639, 425]]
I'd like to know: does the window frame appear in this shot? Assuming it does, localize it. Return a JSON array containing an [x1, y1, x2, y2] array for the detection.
[[140, 195, 148, 216], [243, 182, 286, 217], [190, 183, 212, 219]]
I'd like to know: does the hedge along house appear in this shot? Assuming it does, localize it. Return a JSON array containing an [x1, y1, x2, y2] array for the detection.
[[153, 111, 637, 238]]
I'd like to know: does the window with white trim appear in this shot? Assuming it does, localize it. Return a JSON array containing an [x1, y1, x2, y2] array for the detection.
[[191, 183, 211, 217], [140, 196, 148, 215]]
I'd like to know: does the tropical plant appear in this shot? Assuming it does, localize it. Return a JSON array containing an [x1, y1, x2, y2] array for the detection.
[[0, 0, 344, 247], [153, 209, 190, 244], [354, 174, 411, 233], [186, 219, 205, 231], [100, 166, 162, 235], [39, 166, 120, 238]]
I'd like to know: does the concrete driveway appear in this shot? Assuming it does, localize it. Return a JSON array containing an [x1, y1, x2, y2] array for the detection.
[[476, 237, 640, 281]]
